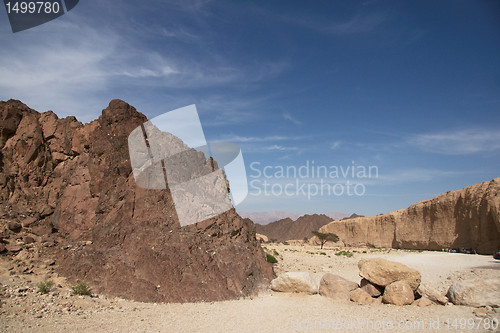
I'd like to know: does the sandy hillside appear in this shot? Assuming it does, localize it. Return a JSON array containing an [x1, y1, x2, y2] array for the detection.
[[1, 243, 499, 333]]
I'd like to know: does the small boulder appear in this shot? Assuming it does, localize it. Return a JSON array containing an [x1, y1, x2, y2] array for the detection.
[[360, 278, 382, 297], [358, 258, 421, 291], [23, 236, 36, 244], [319, 273, 358, 301], [5, 244, 22, 253], [21, 217, 37, 228], [350, 288, 373, 304], [472, 308, 488, 318], [412, 296, 433, 307], [271, 272, 318, 294], [382, 281, 414, 306], [7, 222, 22, 233], [447, 278, 500, 307], [416, 283, 448, 305]]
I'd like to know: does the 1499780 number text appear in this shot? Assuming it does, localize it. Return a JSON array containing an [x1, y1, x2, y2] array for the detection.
[[5, 1, 60, 14]]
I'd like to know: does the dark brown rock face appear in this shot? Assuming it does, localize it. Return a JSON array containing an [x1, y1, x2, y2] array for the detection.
[[255, 214, 333, 242], [0, 99, 274, 303]]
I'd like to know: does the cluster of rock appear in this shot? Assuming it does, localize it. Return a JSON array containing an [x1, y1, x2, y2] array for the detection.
[[0, 99, 274, 303], [270, 258, 500, 308], [319, 177, 500, 254]]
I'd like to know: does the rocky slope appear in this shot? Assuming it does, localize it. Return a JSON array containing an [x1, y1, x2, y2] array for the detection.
[[0, 99, 274, 303], [241, 211, 347, 225], [320, 178, 500, 254], [255, 214, 333, 242]]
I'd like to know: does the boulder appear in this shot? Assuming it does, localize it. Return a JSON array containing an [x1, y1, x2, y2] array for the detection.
[[360, 278, 382, 297], [350, 288, 373, 304], [23, 235, 35, 244], [382, 281, 414, 306], [21, 216, 37, 227], [319, 273, 358, 301], [358, 258, 421, 290], [447, 278, 500, 307], [7, 222, 22, 233], [271, 272, 318, 294], [412, 296, 433, 307], [416, 283, 448, 305]]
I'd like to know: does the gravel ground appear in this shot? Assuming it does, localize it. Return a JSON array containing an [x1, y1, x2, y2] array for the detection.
[[1, 243, 499, 333]]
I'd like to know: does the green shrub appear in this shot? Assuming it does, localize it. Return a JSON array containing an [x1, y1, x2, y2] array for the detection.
[[37, 280, 54, 294], [266, 254, 278, 264], [335, 250, 354, 257], [282, 241, 290, 245], [273, 249, 279, 256], [319, 252, 326, 255], [71, 282, 91, 296]]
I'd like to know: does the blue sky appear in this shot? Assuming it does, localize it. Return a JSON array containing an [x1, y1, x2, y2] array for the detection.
[[1, 0, 499, 216]]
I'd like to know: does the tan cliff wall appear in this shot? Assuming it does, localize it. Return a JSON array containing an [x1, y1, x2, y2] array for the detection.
[[320, 177, 500, 254]]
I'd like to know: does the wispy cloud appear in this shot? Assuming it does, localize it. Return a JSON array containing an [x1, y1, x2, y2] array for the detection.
[[283, 11, 386, 36], [215, 135, 303, 143], [377, 168, 466, 183], [0, 4, 287, 123], [331, 141, 342, 149], [324, 13, 386, 35], [409, 129, 500, 155], [283, 111, 302, 125], [264, 145, 299, 151]]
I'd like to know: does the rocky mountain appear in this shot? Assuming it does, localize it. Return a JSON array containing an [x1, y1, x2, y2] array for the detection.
[[0, 99, 274, 303], [320, 178, 500, 254], [241, 211, 347, 225], [255, 214, 333, 241], [240, 211, 303, 225], [342, 213, 365, 220]]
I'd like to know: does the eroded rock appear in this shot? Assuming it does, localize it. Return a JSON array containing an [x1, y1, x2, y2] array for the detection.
[[319, 273, 358, 301], [382, 281, 414, 306], [271, 272, 317, 294], [358, 258, 421, 291]]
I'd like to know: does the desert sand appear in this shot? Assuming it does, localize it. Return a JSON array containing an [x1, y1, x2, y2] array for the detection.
[[1, 243, 499, 332]]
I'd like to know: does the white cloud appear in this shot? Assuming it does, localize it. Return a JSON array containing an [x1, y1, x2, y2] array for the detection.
[[0, 6, 287, 123], [377, 168, 466, 183], [409, 129, 500, 155], [215, 135, 305, 143], [331, 141, 341, 149], [264, 145, 299, 151], [283, 111, 302, 125]]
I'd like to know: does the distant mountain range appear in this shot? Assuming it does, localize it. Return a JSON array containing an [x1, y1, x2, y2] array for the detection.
[[254, 214, 336, 242], [240, 211, 348, 225]]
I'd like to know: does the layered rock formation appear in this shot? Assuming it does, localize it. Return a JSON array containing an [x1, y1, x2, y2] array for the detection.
[[0, 99, 274, 303], [320, 178, 500, 254], [255, 214, 333, 242]]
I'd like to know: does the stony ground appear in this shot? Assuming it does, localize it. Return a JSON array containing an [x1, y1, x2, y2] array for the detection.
[[1, 242, 499, 332]]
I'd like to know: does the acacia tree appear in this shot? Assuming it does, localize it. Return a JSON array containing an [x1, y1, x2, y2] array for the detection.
[[311, 230, 339, 249]]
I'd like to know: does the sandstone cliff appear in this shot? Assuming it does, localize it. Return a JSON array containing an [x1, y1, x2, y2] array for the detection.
[[0, 99, 274, 302], [319, 178, 500, 254]]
